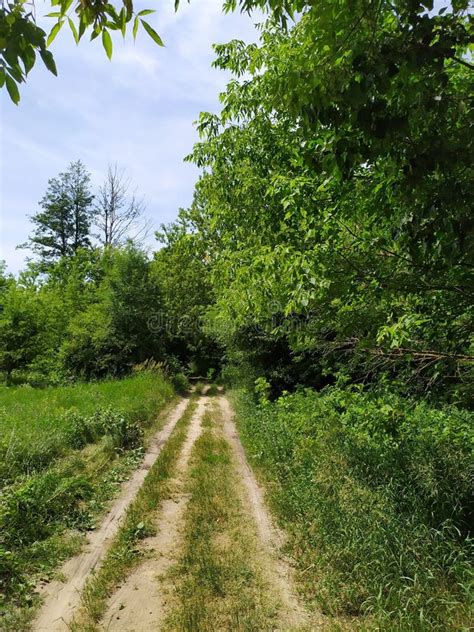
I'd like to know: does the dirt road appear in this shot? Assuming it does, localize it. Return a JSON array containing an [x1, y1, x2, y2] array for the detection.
[[33, 393, 319, 631]]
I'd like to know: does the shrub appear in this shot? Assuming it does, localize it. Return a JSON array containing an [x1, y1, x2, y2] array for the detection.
[[206, 383, 219, 396], [172, 372, 190, 395], [1, 469, 93, 546], [95, 407, 143, 450]]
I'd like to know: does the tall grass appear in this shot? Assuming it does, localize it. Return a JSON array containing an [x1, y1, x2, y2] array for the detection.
[[0, 372, 174, 486], [233, 386, 473, 630], [0, 372, 175, 629]]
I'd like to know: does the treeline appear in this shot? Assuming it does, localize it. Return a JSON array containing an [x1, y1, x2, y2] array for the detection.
[[0, 162, 218, 384]]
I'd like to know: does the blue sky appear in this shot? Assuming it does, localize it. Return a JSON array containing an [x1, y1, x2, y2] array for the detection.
[[0, 1, 260, 274]]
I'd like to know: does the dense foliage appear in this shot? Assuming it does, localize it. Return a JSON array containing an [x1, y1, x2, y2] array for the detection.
[[235, 387, 473, 629], [180, 0, 473, 403], [1, 0, 472, 628], [0, 162, 214, 383]]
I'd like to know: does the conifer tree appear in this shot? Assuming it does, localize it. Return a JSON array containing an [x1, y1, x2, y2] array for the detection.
[[22, 161, 94, 268]]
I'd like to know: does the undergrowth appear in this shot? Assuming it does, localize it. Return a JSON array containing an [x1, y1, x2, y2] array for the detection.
[[233, 386, 473, 631]]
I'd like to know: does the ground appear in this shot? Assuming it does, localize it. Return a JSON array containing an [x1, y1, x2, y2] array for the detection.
[[32, 390, 323, 631]]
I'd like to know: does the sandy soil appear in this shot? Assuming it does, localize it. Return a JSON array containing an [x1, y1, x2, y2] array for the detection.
[[219, 395, 321, 631], [32, 397, 189, 632], [99, 397, 207, 632]]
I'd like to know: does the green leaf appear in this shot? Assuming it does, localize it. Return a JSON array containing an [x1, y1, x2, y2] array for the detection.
[[140, 20, 164, 46], [47, 21, 63, 47], [90, 26, 101, 42], [7, 64, 24, 83], [22, 46, 36, 75], [0, 68, 5, 88], [59, 0, 74, 16], [137, 9, 155, 16], [132, 16, 139, 40], [120, 8, 127, 38], [40, 49, 58, 75], [5, 75, 20, 105], [102, 29, 113, 60], [68, 18, 79, 44]]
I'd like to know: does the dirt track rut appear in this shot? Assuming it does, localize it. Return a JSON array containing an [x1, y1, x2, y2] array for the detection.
[[33, 397, 189, 632]]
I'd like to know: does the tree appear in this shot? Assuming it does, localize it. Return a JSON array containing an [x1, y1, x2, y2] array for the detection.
[[61, 244, 166, 377], [94, 165, 151, 247], [184, 0, 473, 398], [21, 161, 94, 269], [153, 214, 221, 375], [0, 281, 44, 383]]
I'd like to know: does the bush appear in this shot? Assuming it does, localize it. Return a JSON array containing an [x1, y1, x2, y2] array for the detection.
[[95, 408, 143, 450], [234, 386, 473, 629], [206, 383, 219, 396], [172, 372, 190, 395], [0, 469, 93, 546]]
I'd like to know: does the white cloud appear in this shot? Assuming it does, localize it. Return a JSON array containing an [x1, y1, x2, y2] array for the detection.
[[0, 2, 261, 273]]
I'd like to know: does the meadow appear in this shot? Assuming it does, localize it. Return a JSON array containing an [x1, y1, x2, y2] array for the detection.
[[0, 372, 174, 486]]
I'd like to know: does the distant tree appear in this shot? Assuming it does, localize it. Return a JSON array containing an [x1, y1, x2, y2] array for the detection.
[[94, 165, 151, 247], [20, 161, 94, 269], [0, 282, 43, 383], [61, 244, 165, 377]]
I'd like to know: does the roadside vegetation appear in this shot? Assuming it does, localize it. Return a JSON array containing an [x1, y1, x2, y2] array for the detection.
[[0, 371, 175, 629], [234, 388, 473, 630], [1, 0, 472, 629]]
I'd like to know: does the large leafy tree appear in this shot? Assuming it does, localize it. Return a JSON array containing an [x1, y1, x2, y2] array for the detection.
[[152, 214, 221, 374], [186, 0, 473, 398], [61, 244, 166, 377], [21, 160, 94, 269]]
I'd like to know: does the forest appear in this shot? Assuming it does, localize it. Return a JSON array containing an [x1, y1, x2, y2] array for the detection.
[[1, 0, 473, 630]]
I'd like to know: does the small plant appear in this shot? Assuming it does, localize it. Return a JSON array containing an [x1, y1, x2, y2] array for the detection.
[[194, 381, 205, 395], [254, 377, 271, 405], [206, 383, 219, 396], [95, 408, 143, 450], [172, 372, 190, 395]]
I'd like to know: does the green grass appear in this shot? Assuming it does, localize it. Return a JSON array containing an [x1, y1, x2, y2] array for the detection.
[[165, 404, 277, 631], [0, 372, 174, 486], [232, 386, 473, 631], [0, 372, 175, 629], [71, 396, 198, 631]]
